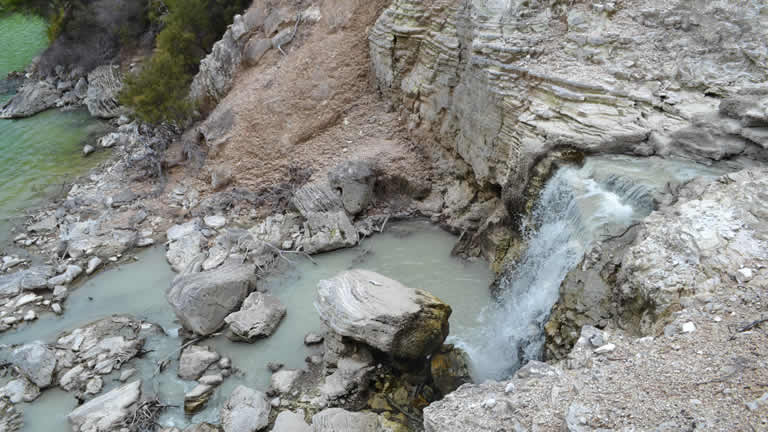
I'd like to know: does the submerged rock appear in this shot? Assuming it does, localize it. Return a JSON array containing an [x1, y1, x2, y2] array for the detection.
[[224, 292, 286, 342], [220, 385, 270, 432], [315, 269, 451, 360], [67, 380, 141, 432], [167, 263, 255, 335]]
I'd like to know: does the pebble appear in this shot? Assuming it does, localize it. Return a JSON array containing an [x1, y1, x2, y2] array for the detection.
[[52, 303, 62, 314], [199, 374, 224, 386], [481, 398, 497, 409], [713, 316, 722, 322], [203, 215, 227, 229], [23, 310, 37, 321], [53, 285, 68, 300], [304, 332, 324, 345], [109, 256, 118, 262], [270, 397, 281, 408], [682, 322, 696, 333], [736, 267, 754, 282], [504, 382, 516, 393], [594, 343, 616, 354], [218, 357, 232, 369], [86, 257, 103, 275]]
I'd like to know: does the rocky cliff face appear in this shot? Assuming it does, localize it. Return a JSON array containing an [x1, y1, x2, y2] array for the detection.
[[369, 0, 768, 218]]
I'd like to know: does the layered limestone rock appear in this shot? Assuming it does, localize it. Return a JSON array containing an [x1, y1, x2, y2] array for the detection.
[[315, 269, 451, 360], [85, 65, 123, 118], [369, 0, 768, 217], [0, 81, 60, 118]]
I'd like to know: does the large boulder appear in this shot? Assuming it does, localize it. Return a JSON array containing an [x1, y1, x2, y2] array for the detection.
[[8, 341, 56, 388], [315, 270, 451, 360], [220, 385, 270, 432], [0, 81, 60, 118], [166, 263, 256, 335], [67, 380, 141, 432], [328, 160, 376, 216], [85, 65, 123, 118], [224, 292, 286, 342]]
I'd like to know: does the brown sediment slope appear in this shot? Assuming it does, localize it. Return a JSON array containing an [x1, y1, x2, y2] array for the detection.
[[189, 0, 432, 195]]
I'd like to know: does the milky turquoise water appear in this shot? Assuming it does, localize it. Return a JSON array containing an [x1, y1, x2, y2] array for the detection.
[[0, 14, 109, 241], [0, 13, 47, 78]]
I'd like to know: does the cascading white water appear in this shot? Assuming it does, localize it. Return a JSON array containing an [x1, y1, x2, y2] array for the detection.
[[454, 155, 731, 380]]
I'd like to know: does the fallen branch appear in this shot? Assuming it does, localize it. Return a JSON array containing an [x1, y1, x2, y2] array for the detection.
[[383, 395, 423, 424], [379, 215, 390, 233], [277, 13, 303, 56], [153, 336, 204, 376], [600, 223, 640, 242]]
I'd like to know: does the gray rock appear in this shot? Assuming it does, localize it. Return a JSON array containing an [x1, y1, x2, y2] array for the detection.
[[167, 263, 255, 335], [73, 77, 88, 99], [319, 352, 374, 401], [9, 341, 56, 388], [270, 369, 303, 394], [311, 408, 380, 432], [272, 410, 310, 432], [328, 160, 376, 215], [1, 266, 55, 297], [315, 269, 451, 360], [28, 215, 57, 232], [178, 345, 220, 380], [83, 144, 96, 156], [167, 230, 204, 273], [185, 384, 215, 414], [292, 183, 360, 253], [85, 66, 123, 118], [47, 265, 83, 287], [244, 38, 272, 66], [0, 81, 60, 118], [199, 374, 224, 386], [220, 385, 270, 432], [304, 332, 324, 345], [224, 292, 286, 342], [67, 381, 141, 432]]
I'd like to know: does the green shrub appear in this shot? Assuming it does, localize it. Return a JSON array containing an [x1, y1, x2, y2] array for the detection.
[[120, 0, 249, 125]]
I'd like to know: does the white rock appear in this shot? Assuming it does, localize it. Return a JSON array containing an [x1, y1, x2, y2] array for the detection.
[[594, 343, 616, 354], [52, 303, 62, 314], [682, 322, 696, 333], [23, 310, 37, 321], [736, 267, 754, 282], [67, 381, 141, 432], [504, 382, 515, 393], [204, 215, 227, 229], [86, 257, 103, 275]]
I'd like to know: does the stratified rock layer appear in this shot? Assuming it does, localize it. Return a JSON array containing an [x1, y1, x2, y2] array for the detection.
[[315, 269, 451, 360], [369, 0, 768, 215]]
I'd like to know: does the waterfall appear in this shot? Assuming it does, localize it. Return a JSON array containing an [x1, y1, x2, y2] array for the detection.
[[454, 155, 730, 381]]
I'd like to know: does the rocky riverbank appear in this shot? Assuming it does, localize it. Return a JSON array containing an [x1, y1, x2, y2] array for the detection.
[[1, 0, 768, 431]]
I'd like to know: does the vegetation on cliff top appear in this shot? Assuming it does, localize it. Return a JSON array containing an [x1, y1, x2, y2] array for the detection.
[[120, 0, 249, 125]]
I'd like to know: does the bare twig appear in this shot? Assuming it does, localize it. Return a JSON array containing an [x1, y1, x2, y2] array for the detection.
[[383, 395, 423, 424], [600, 223, 640, 242], [379, 215, 390, 233], [736, 317, 768, 333], [153, 336, 204, 376], [278, 13, 302, 56]]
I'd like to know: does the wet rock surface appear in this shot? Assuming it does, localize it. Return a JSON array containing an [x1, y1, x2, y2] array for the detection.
[[166, 262, 256, 336], [67, 380, 141, 432]]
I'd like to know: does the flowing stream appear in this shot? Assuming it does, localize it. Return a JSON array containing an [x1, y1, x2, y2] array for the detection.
[[457, 155, 733, 380]]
